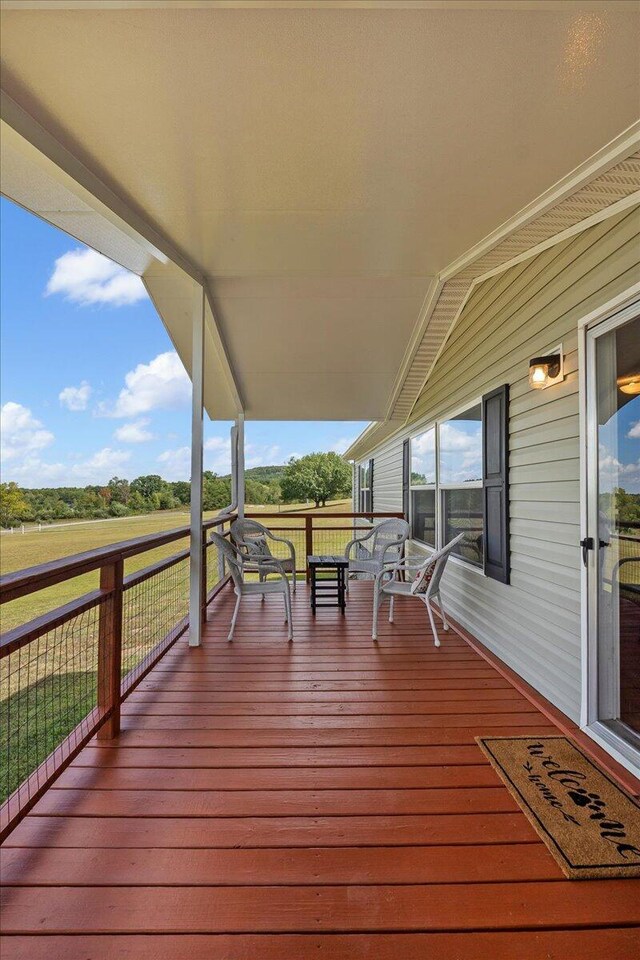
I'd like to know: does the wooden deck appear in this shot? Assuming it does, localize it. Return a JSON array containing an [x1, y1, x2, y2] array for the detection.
[[2, 581, 639, 959]]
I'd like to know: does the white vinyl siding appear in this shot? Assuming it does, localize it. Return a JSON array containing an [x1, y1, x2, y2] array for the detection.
[[370, 437, 404, 514], [360, 205, 640, 721]]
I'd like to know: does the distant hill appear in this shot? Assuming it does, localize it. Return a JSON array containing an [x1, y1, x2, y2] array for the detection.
[[221, 465, 286, 484]]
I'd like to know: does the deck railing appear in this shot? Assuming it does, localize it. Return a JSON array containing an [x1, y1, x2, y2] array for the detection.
[[0, 508, 402, 840], [0, 513, 234, 840], [245, 510, 404, 576]]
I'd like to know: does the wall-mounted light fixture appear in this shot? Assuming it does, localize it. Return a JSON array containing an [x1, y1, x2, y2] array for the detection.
[[528, 344, 564, 390], [617, 373, 640, 396]]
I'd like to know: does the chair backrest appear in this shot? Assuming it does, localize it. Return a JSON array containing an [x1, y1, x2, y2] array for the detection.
[[231, 518, 274, 559], [410, 533, 465, 596], [210, 531, 244, 590], [370, 518, 410, 563]]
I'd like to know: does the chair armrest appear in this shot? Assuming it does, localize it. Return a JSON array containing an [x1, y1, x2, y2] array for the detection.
[[381, 557, 425, 570], [267, 533, 296, 563], [345, 527, 375, 558]]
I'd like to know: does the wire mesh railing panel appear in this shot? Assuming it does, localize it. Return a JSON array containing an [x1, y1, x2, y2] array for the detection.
[[205, 525, 230, 599], [311, 525, 360, 558], [121, 555, 190, 690], [264, 527, 306, 572], [0, 596, 106, 818]]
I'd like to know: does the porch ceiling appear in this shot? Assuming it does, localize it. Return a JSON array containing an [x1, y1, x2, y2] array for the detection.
[[1, 2, 639, 420]]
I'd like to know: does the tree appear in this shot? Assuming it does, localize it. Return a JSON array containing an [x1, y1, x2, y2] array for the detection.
[[245, 478, 281, 506], [130, 474, 166, 501], [281, 452, 351, 508], [171, 481, 191, 505], [0, 482, 31, 526], [203, 472, 231, 511], [108, 476, 131, 505]]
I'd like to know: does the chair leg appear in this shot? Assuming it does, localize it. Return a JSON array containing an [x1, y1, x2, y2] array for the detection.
[[426, 599, 440, 647], [388, 595, 395, 623], [284, 586, 293, 641], [228, 594, 241, 642], [372, 584, 380, 640], [437, 591, 449, 631], [259, 570, 266, 601]]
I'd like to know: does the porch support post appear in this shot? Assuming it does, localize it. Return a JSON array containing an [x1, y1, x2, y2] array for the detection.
[[189, 283, 205, 647], [236, 412, 245, 519]]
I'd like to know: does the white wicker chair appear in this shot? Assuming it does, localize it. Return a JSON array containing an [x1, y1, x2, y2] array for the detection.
[[344, 518, 409, 592], [210, 531, 293, 641], [372, 533, 464, 644], [231, 517, 297, 593]]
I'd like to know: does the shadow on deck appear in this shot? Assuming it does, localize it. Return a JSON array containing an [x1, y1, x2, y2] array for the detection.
[[1, 582, 639, 959]]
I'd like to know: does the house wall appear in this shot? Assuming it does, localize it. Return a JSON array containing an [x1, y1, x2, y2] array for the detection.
[[359, 205, 640, 722]]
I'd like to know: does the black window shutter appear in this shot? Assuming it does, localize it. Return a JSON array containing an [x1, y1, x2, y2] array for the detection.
[[368, 458, 374, 513], [402, 439, 410, 520], [482, 384, 510, 584]]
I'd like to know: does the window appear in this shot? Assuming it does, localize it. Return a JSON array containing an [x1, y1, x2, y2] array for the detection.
[[359, 461, 372, 512], [410, 402, 484, 567], [409, 427, 436, 546], [439, 403, 483, 567]]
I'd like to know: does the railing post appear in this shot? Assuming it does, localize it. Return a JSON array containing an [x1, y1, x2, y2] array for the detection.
[[305, 515, 313, 581], [97, 557, 123, 740], [201, 528, 208, 625]]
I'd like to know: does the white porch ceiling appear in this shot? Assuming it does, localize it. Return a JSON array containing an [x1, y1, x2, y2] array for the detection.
[[1, 1, 639, 419]]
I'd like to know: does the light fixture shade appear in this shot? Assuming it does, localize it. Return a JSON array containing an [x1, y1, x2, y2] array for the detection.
[[617, 374, 640, 396], [529, 354, 561, 390]]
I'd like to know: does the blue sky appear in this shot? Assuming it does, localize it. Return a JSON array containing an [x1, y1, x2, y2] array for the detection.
[[0, 198, 365, 488]]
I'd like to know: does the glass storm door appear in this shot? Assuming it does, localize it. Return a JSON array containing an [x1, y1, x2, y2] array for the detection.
[[586, 309, 640, 757]]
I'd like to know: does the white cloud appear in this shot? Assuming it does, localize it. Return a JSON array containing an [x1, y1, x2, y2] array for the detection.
[[245, 443, 281, 468], [628, 420, 640, 439], [59, 381, 92, 412], [156, 437, 285, 481], [114, 418, 155, 443], [1, 446, 131, 487], [0, 402, 54, 462], [99, 351, 191, 418], [157, 436, 231, 481], [157, 446, 191, 482], [329, 436, 356, 455], [46, 248, 147, 307], [439, 422, 480, 453], [73, 447, 131, 480]]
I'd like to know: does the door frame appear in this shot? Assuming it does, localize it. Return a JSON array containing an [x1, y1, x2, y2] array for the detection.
[[578, 284, 640, 778]]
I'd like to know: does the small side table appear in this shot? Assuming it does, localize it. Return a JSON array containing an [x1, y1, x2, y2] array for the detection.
[[308, 555, 348, 614]]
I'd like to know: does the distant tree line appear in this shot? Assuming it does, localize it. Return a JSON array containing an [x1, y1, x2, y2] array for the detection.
[[0, 452, 352, 526]]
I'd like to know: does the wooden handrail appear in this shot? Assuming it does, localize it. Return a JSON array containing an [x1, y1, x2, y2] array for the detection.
[[246, 511, 404, 520]]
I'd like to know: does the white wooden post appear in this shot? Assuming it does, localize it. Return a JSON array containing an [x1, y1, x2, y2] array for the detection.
[[236, 413, 245, 519], [189, 283, 205, 647]]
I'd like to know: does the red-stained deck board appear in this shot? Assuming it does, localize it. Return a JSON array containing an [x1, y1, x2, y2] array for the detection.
[[2, 881, 640, 933], [2, 931, 640, 960], [2, 581, 639, 960]]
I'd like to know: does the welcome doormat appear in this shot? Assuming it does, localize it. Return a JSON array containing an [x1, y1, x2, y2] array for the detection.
[[476, 736, 640, 879]]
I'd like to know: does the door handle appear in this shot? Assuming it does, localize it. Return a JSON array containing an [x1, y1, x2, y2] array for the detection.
[[580, 537, 609, 566], [580, 537, 594, 566]]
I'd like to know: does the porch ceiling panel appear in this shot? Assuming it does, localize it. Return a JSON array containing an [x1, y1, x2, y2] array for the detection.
[[1, 3, 639, 420]]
